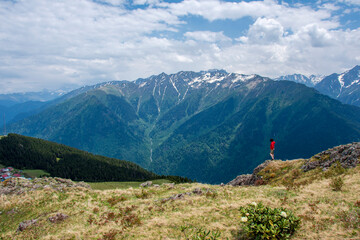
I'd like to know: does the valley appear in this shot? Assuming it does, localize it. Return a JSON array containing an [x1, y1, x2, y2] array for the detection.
[[7, 68, 360, 183]]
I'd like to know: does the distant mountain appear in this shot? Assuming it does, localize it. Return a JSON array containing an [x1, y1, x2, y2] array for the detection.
[[276, 65, 360, 107], [0, 89, 69, 124], [0, 89, 67, 107], [9, 70, 360, 183], [315, 65, 360, 106], [275, 74, 324, 87]]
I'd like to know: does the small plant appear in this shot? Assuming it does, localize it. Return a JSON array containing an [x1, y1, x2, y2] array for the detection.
[[205, 190, 218, 199], [180, 225, 221, 240], [121, 213, 141, 227], [238, 202, 301, 240], [101, 229, 122, 240], [337, 206, 360, 229], [324, 161, 346, 178], [254, 179, 266, 186], [329, 176, 344, 191], [107, 195, 127, 206], [134, 189, 151, 199]]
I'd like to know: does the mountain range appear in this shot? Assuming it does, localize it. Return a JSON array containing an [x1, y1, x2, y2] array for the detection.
[[276, 65, 360, 107], [7, 67, 360, 183], [0, 89, 68, 124]]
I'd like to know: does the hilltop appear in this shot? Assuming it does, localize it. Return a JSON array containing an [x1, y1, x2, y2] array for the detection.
[[0, 143, 359, 239]]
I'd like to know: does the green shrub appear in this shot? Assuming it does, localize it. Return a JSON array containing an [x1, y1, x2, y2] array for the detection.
[[180, 225, 221, 240], [330, 177, 344, 191], [324, 162, 346, 178], [239, 202, 301, 240]]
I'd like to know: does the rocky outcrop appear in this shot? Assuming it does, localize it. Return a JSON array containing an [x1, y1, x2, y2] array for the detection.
[[227, 142, 360, 186], [159, 187, 214, 203], [48, 213, 69, 223], [301, 142, 360, 171], [0, 177, 90, 195], [17, 219, 38, 232], [140, 181, 153, 187], [227, 160, 272, 186]]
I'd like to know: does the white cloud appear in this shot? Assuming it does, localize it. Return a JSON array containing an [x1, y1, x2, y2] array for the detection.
[[247, 18, 284, 44], [342, 0, 360, 6], [295, 24, 333, 47], [184, 31, 231, 42], [0, 0, 359, 93], [133, 0, 160, 5], [164, 0, 338, 31], [99, 0, 126, 6]]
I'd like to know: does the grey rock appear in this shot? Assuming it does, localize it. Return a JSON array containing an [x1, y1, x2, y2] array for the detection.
[[227, 160, 271, 186], [192, 188, 203, 195], [48, 213, 69, 223], [160, 192, 191, 203], [17, 219, 38, 232], [0, 177, 91, 195], [302, 142, 360, 172], [140, 181, 153, 187]]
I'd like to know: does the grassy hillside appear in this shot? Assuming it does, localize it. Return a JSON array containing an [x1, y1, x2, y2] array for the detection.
[[0, 134, 190, 183], [1, 158, 359, 239]]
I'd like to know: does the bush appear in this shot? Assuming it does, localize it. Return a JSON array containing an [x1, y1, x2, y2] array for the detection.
[[330, 177, 344, 191], [180, 225, 221, 240], [239, 202, 301, 240]]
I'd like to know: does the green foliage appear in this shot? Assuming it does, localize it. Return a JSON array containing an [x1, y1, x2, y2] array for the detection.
[[22, 169, 50, 178], [239, 202, 301, 240], [159, 175, 193, 184], [330, 177, 344, 191], [180, 225, 221, 240], [323, 161, 346, 179], [0, 134, 158, 182]]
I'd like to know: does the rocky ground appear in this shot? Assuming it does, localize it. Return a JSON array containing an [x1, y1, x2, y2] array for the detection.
[[228, 142, 360, 186], [0, 177, 90, 195]]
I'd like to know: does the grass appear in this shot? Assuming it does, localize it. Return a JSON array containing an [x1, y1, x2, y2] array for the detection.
[[22, 169, 50, 178], [1, 164, 360, 239], [88, 179, 172, 190]]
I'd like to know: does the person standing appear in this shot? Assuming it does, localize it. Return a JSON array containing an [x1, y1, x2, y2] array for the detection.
[[270, 139, 275, 160]]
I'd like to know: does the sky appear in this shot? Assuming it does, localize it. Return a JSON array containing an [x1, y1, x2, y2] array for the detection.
[[0, 0, 359, 93]]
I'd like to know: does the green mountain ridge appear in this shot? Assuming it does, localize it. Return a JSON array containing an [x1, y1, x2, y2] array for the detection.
[[8, 70, 360, 183], [0, 133, 189, 183]]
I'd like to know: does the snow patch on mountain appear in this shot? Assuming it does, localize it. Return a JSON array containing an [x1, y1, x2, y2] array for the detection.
[[232, 74, 256, 83], [274, 74, 324, 87]]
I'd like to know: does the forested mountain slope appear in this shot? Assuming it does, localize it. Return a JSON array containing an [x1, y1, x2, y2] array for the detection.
[[9, 70, 360, 183]]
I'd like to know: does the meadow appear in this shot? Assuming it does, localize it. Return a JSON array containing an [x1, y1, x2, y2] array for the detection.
[[1, 160, 360, 239]]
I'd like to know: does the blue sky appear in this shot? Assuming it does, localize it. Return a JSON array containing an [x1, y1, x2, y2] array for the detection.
[[0, 0, 359, 93]]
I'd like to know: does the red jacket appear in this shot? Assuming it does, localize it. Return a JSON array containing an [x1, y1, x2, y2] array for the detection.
[[270, 141, 275, 150]]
